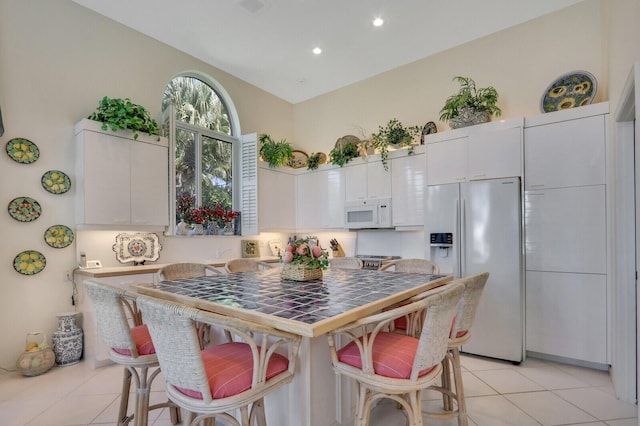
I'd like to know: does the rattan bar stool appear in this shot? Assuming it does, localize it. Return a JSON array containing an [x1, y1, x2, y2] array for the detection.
[[327, 281, 464, 426], [329, 257, 364, 269], [424, 272, 489, 426], [136, 294, 301, 426], [83, 280, 179, 426], [224, 258, 273, 273], [379, 258, 440, 274]]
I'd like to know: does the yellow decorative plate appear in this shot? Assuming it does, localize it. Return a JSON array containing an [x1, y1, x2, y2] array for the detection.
[[14, 250, 46, 275], [6, 138, 39, 164], [44, 225, 74, 248], [41, 170, 71, 194]]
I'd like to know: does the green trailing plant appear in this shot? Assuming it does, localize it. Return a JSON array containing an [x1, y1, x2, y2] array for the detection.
[[259, 134, 293, 168], [306, 152, 323, 170], [88, 96, 160, 140], [439, 76, 501, 122], [371, 118, 421, 170], [329, 140, 360, 167]]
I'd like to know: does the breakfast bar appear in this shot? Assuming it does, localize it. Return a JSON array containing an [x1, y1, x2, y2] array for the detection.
[[133, 268, 451, 426]]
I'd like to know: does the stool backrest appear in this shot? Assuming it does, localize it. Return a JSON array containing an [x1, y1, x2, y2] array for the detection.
[[157, 262, 220, 281], [451, 272, 490, 338], [379, 258, 440, 274], [329, 257, 363, 269]]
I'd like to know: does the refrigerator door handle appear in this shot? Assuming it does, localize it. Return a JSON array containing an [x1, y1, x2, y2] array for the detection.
[[460, 198, 466, 277]]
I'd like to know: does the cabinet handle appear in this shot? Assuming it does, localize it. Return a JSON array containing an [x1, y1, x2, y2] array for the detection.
[[527, 192, 545, 196], [455, 177, 466, 181], [530, 184, 545, 188], [473, 174, 486, 178]]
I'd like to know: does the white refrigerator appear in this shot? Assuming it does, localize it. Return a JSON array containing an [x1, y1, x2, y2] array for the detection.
[[425, 177, 524, 363]]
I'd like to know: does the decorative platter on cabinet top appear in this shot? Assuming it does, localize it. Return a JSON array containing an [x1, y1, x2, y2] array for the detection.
[[113, 232, 162, 264], [6, 138, 40, 164], [540, 71, 597, 113], [288, 150, 309, 168]]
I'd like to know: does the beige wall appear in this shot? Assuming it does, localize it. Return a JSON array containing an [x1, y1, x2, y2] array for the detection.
[[292, 0, 604, 153], [0, 0, 638, 370], [0, 0, 293, 369]]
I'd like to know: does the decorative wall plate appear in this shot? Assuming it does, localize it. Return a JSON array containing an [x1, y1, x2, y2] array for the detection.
[[44, 225, 74, 248], [14, 250, 46, 275], [41, 170, 71, 194], [540, 71, 597, 113], [6, 138, 40, 164], [288, 150, 309, 168], [8, 196, 41, 222], [113, 232, 162, 264]]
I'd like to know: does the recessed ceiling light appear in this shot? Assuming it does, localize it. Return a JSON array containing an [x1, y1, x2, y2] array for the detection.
[[312, 47, 322, 55], [373, 17, 384, 27]]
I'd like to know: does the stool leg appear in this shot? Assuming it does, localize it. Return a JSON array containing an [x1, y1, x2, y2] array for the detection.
[[441, 352, 453, 411], [118, 367, 132, 425]]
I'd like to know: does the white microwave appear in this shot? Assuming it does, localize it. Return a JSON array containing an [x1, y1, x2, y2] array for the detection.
[[345, 198, 392, 229]]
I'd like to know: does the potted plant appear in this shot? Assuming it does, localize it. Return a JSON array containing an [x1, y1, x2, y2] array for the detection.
[[306, 152, 323, 170], [329, 137, 360, 167], [88, 96, 160, 140], [371, 118, 422, 171], [439, 76, 501, 129], [259, 134, 293, 168]]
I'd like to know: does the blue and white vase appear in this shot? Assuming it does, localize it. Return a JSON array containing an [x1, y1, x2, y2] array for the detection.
[[52, 312, 83, 366]]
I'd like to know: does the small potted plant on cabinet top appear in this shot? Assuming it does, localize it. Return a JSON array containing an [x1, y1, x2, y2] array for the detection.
[[259, 134, 293, 168], [439, 76, 501, 129], [87, 96, 160, 140], [371, 118, 421, 171]]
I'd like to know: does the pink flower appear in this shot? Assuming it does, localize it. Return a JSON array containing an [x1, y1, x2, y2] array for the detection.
[[297, 243, 309, 256], [282, 251, 294, 264], [286, 244, 295, 253], [312, 246, 323, 258]]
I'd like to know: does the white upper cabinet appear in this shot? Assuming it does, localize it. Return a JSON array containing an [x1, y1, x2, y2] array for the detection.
[[524, 114, 606, 189], [297, 167, 345, 230], [259, 165, 296, 232], [75, 119, 168, 228], [391, 151, 425, 227], [426, 117, 523, 186], [344, 159, 391, 202]]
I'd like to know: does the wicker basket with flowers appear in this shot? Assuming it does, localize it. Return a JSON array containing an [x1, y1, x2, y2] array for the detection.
[[281, 237, 329, 281]]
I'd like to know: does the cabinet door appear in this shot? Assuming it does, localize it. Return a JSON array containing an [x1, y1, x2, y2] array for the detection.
[[525, 115, 605, 189], [525, 185, 606, 274], [82, 132, 131, 225], [468, 126, 522, 180], [526, 270, 607, 364], [259, 168, 296, 231], [296, 172, 322, 229], [131, 141, 169, 226], [367, 160, 391, 199], [344, 163, 367, 201], [323, 168, 345, 228], [391, 153, 425, 227], [426, 137, 467, 185]]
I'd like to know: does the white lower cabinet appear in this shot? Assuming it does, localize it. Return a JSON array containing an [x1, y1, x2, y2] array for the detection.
[[526, 270, 607, 364]]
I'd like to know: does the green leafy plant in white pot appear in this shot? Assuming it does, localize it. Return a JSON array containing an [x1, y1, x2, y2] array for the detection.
[[88, 96, 160, 140], [371, 118, 421, 171], [439, 76, 501, 129]]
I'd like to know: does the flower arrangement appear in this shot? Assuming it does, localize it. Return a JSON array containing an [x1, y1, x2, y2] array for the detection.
[[281, 238, 329, 270], [177, 195, 238, 228], [177, 195, 195, 222], [211, 204, 239, 227]]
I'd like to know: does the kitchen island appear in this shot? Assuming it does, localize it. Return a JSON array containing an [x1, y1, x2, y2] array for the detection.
[[131, 268, 451, 425]]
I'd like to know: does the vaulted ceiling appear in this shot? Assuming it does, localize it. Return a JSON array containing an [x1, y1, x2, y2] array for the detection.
[[73, 0, 584, 104]]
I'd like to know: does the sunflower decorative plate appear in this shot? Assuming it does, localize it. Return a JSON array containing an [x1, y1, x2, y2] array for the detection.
[[540, 71, 597, 113], [6, 138, 40, 164], [44, 225, 74, 248], [41, 170, 71, 194], [14, 250, 46, 275], [8, 197, 42, 222]]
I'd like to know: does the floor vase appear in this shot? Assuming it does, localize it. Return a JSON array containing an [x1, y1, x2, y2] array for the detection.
[[52, 312, 83, 366]]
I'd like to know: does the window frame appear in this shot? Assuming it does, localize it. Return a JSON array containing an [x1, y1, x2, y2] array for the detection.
[[163, 72, 243, 236]]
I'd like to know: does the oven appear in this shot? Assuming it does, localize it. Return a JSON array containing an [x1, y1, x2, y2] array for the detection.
[[355, 255, 401, 270]]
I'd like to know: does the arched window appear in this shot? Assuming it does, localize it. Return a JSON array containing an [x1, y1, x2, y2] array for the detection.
[[162, 73, 257, 235]]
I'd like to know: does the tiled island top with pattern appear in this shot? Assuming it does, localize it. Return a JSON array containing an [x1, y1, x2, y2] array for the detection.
[[134, 268, 450, 337]]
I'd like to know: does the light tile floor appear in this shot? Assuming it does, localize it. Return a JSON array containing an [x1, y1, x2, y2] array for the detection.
[[0, 354, 637, 425]]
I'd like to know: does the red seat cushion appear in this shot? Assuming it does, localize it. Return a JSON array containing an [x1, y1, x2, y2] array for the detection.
[[112, 324, 155, 356], [337, 332, 437, 379], [394, 316, 408, 330], [176, 342, 290, 400]]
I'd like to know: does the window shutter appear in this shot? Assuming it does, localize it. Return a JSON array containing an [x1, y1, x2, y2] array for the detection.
[[241, 133, 259, 235]]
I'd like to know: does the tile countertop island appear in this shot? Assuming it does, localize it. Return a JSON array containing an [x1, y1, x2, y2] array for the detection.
[[127, 268, 452, 425]]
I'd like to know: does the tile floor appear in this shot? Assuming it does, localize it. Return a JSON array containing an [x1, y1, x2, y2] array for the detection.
[[0, 354, 637, 425]]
